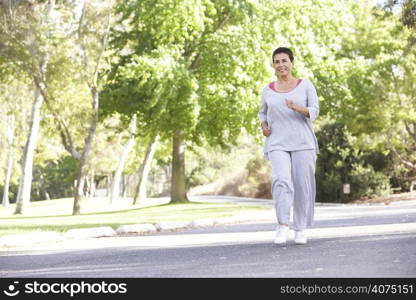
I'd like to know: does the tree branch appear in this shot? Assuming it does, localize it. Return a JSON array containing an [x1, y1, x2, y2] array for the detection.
[[188, 13, 231, 70], [386, 139, 416, 171], [77, 0, 90, 85], [404, 121, 416, 143], [92, 8, 112, 86], [34, 77, 81, 159]]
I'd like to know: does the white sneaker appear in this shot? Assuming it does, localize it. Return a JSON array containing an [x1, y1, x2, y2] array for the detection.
[[294, 230, 307, 244], [274, 225, 289, 244]]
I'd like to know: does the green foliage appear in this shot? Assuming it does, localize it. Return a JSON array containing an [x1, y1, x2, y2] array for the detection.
[[101, 48, 199, 140], [316, 1, 414, 136], [1, 0, 415, 204], [309, 0, 415, 196], [349, 163, 392, 199], [316, 122, 392, 203], [32, 156, 78, 201], [101, 0, 273, 146]]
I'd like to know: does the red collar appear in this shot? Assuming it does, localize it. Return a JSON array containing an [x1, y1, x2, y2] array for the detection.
[[269, 79, 302, 93]]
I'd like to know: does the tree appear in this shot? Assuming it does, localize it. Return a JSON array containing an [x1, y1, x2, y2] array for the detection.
[[2, 114, 15, 207], [69, 0, 113, 214], [1, 0, 116, 214], [109, 114, 136, 204], [0, 68, 33, 205], [0, 0, 62, 214], [382, 0, 416, 188], [132, 134, 159, 205], [382, 0, 416, 44], [39, 0, 114, 214], [101, 0, 274, 203], [335, 1, 415, 190]]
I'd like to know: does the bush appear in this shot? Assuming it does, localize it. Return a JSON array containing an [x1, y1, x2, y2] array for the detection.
[[316, 122, 392, 203], [349, 163, 392, 199], [31, 156, 78, 201], [236, 151, 271, 199]]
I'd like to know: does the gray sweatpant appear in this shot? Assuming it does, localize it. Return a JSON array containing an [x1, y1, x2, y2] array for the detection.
[[269, 149, 317, 231]]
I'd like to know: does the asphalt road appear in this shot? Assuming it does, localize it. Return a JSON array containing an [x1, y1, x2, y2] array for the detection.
[[1, 199, 416, 278]]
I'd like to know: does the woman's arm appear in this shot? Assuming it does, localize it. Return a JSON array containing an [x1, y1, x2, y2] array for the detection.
[[285, 99, 310, 118], [305, 80, 319, 120], [259, 88, 271, 136], [285, 80, 320, 120]]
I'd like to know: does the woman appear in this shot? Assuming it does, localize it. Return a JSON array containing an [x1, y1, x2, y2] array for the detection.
[[259, 47, 319, 245]]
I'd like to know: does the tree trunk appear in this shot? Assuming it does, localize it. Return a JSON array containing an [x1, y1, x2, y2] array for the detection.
[[13, 0, 55, 214], [2, 115, 15, 207], [72, 1, 111, 214], [15, 88, 44, 214], [133, 134, 159, 205], [88, 171, 96, 198], [109, 125, 136, 204], [72, 88, 99, 215], [73, 173, 86, 214], [170, 130, 189, 203], [2, 147, 14, 208]]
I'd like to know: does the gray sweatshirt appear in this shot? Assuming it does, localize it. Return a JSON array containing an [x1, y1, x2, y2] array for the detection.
[[258, 79, 319, 159]]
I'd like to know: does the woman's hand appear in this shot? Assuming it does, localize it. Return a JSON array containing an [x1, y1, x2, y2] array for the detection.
[[285, 99, 296, 111], [261, 122, 271, 137], [286, 98, 310, 118], [262, 126, 271, 137]]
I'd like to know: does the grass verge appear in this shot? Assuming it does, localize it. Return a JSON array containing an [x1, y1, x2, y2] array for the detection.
[[0, 197, 270, 237]]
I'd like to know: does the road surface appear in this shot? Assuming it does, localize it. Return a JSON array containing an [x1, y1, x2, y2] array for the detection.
[[1, 198, 416, 277]]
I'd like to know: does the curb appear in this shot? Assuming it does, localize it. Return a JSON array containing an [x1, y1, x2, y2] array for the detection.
[[116, 223, 158, 235], [0, 211, 275, 248], [64, 226, 117, 239]]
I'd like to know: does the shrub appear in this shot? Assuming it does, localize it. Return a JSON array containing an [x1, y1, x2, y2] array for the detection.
[[316, 122, 392, 202]]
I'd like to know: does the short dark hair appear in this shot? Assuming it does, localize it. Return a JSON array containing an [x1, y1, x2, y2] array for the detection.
[[272, 47, 294, 63]]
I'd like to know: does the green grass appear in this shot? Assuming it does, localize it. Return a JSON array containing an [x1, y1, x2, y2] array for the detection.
[[0, 197, 269, 237]]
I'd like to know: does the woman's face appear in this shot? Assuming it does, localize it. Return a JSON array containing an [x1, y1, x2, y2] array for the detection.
[[273, 52, 293, 77]]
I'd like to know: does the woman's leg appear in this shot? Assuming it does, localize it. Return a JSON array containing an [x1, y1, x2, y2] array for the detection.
[[291, 150, 317, 231], [268, 150, 293, 226]]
